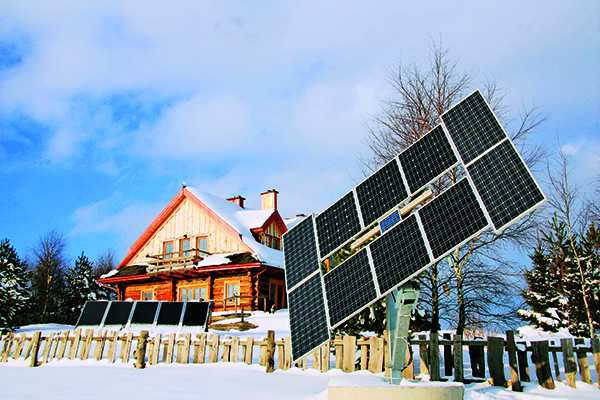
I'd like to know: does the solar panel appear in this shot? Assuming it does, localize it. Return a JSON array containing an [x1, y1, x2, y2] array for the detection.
[[283, 216, 321, 289], [288, 274, 330, 362], [104, 301, 134, 325], [130, 301, 159, 324], [315, 192, 362, 258], [379, 209, 401, 234], [398, 125, 458, 193], [76, 301, 109, 326], [467, 139, 544, 232], [441, 91, 507, 164], [323, 248, 378, 327], [356, 158, 408, 226], [156, 302, 184, 325], [419, 179, 489, 259], [370, 215, 431, 295], [181, 302, 211, 327]]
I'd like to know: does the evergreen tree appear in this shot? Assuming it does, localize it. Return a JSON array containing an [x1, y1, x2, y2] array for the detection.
[[63, 252, 110, 324], [0, 239, 30, 332]]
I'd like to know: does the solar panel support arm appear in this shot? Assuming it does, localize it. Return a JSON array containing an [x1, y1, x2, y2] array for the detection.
[[386, 283, 419, 385]]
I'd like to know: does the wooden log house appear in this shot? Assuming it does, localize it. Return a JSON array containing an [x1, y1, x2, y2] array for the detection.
[[99, 186, 299, 312]]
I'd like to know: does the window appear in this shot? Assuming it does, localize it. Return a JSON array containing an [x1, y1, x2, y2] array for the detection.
[[178, 285, 207, 302], [163, 241, 174, 259], [141, 289, 154, 300], [261, 224, 281, 250], [224, 281, 240, 305], [196, 236, 208, 254], [180, 238, 191, 257]]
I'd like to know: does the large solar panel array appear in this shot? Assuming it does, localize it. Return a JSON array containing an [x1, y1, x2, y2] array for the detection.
[[76, 300, 212, 330], [283, 90, 545, 363]]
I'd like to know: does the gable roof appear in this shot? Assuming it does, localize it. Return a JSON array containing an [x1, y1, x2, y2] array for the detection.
[[117, 187, 285, 269]]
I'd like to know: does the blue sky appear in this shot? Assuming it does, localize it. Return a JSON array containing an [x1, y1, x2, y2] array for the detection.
[[0, 1, 598, 265]]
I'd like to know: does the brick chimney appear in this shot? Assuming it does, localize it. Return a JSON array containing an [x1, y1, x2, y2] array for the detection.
[[227, 195, 246, 208], [260, 189, 278, 210]]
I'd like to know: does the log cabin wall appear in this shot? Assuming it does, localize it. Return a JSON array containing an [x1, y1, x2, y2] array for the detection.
[[124, 281, 174, 301], [130, 198, 247, 264]]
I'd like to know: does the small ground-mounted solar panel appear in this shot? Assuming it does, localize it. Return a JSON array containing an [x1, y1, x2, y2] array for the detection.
[[323, 248, 378, 328], [356, 158, 408, 226], [419, 179, 489, 259], [441, 91, 507, 164], [467, 139, 544, 232], [181, 301, 211, 327], [379, 209, 401, 234], [283, 215, 321, 289], [130, 301, 159, 324], [370, 215, 431, 295], [76, 301, 110, 326], [104, 301, 134, 325], [315, 191, 362, 258], [398, 125, 458, 193], [156, 302, 185, 325], [288, 273, 330, 363]]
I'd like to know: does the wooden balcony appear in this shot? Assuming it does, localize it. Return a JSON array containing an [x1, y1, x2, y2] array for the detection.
[[146, 248, 210, 275]]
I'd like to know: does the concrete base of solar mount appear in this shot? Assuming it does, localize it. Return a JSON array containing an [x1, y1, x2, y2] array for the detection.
[[327, 377, 464, 400]]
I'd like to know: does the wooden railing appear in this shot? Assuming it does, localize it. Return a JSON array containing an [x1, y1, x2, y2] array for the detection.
[[147, 248, 210, 267], [1, 330, 599, 391]]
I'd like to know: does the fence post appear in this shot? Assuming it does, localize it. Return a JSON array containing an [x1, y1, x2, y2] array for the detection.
[[403, 341, 414, 379], [487, 336, 506, 387], [29, 331, 42, 368], [469, 343, 485, 379], [69, 328, 81, 360], [516, 342, 530, 382], [265, 330, 275, 373], [0, 333, 12, 362], [453, 334, 463, 383], [193, 333, 206, 364], [419, 334, 429, 376], [443, 332, 453, 377], [505, 331, 522, 391], [551, 347, 561, 382], [429, 332, 440, 381], [320, 341, 329, 373], [560, 338, 576, 388], [531, 340, 555, 389], [231, 336, 239, 363], [245, 337, 254, 365], [592, 336, 600, 389], [42, 333, 55, 363], [342, 335, 356, 373], [575, 340, 592, 384], [134, 330, 149, 369], [335, 335, 343, 370]]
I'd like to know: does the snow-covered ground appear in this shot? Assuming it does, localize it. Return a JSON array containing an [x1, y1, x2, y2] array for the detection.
[[4, 312, 598, 400]]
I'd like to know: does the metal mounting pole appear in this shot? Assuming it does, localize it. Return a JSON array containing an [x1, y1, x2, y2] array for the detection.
[[386, 282, 419, 385]]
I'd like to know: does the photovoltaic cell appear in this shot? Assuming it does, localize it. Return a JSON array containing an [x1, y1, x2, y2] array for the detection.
[[356, 158, 408, 226], [315, 192, 362, 257], [467, 139, 544, 231], [77, 301, 109, 326], [181, 302, 211, 327], [156, 302, 184, 325], [130, 301, 159, 324], [323, 248, 378, 327], [283, 216, 320, 289], [379, 210, 401, 234], [104, 301, 134, 325], [419, 179, 488, 259], [370, 215, 431, 295], [288, 274, 330, 362], [398, 126, 458, 193], [441, 91, 507, 164]]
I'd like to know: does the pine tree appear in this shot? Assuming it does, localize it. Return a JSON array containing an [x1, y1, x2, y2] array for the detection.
[[0, 239, 30, 332], [63, 252, 110, 324]]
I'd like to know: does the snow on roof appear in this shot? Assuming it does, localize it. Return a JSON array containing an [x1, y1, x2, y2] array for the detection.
[[283, 215, 305, 230], [186, 188, 283, 268]]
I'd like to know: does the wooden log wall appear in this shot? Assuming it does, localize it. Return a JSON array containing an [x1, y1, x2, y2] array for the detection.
[[0, 330, 599, 390]]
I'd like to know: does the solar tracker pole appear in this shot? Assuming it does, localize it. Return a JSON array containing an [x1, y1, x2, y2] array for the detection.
[[386, 284, 419, 385]]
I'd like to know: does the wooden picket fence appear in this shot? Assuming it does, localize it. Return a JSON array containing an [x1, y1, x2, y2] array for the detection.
[[1, 329, 599, 391]]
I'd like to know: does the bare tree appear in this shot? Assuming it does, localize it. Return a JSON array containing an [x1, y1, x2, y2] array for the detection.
[[29, 231, 67, 323], [367, 43, 544, 334], [94, 249, 116, 278]]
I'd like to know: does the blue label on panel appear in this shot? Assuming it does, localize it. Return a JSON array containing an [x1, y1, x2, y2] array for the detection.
[[380, 210, 401, 234]]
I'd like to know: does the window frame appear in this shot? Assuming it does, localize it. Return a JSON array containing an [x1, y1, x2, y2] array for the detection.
[[179, 237, 191, 257], [140, 288, 155, 301], [163, 240, 174, 259]]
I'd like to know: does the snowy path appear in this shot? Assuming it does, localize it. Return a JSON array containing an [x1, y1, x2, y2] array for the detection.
[[1, 362, 598, 400]]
